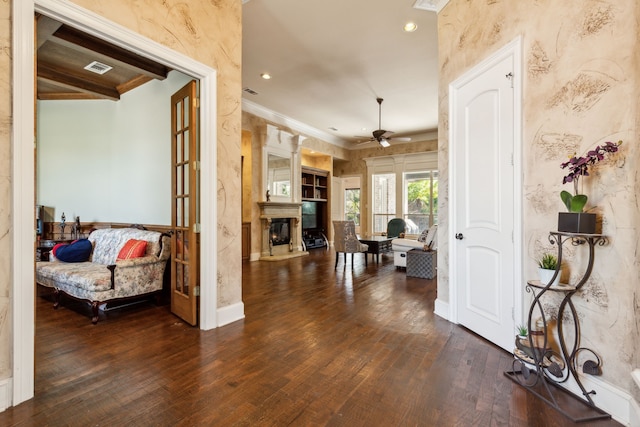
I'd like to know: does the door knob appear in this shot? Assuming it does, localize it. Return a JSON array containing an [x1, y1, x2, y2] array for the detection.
[[455, 233, 464, 240]]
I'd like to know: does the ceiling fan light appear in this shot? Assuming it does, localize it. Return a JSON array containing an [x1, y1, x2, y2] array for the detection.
[[379, 138, 390, 148]]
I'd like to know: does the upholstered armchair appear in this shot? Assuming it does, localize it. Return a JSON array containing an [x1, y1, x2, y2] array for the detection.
[[386, 218, 406, 238], [332, 220, 368, 268]]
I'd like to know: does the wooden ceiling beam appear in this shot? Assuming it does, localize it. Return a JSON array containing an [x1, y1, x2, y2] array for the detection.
[[51, 25, 169, 81], [37, 91, 104, 101], [36, 14, 63, 49], [38, 62, 121, 101]]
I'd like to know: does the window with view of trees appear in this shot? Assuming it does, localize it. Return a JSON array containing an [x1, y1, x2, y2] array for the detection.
[[367, 152, 437, 235], [404, 170, 438, 233], [344, 188, 360, 225]]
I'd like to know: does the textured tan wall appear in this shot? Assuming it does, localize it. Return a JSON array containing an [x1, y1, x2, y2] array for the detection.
[[0, 0, 11, 381], [242, 130, 252, 223], [0, 0, 242, 383], [439, 0, 638, 392]]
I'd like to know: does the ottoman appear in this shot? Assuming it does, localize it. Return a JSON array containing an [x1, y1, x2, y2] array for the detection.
[[406, 249, 437, 279]]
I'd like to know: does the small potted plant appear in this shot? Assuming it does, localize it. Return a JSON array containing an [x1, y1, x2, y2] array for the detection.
[[538, 253, 560, 286], [559, 140, 622, 233], [516, 324, 528, 340]]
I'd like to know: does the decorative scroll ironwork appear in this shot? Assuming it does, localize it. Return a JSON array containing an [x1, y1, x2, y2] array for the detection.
[[505, 232, 611, 422]]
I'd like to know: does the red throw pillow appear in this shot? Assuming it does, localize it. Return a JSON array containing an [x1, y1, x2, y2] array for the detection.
[[117, 239, 147, 261]]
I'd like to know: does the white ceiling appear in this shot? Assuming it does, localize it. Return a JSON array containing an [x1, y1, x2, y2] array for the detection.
[[242, 0, 442, 148]]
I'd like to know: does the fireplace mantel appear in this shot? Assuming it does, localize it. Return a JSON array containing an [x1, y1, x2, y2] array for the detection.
[[257, 201, 302, 219]]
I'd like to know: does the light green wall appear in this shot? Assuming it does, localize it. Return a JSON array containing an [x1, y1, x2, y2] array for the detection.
[[37, 71, 192, 225]]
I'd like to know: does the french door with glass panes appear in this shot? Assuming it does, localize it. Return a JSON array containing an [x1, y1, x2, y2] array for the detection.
[[170, 80, 200, 326]]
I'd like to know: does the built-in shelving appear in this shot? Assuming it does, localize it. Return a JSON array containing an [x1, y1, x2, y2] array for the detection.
[[302, 167, 328, 201], [301, 167, 329, 249]]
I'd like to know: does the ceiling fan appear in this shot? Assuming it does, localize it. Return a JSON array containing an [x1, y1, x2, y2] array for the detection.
[[359, 97, 412, 147]]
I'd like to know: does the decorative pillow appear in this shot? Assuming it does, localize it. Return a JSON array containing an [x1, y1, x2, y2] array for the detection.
[[417, 229, 430, 243], [53, 239, 93, 263], [117, 239, 148, 261]]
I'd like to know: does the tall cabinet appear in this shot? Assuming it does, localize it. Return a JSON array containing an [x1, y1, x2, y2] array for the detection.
[[301, 167, 329, 248]]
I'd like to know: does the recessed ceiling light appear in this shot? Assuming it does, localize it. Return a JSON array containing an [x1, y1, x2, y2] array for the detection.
[[260, 73, 271, 80], [404, 22, 418, 32]]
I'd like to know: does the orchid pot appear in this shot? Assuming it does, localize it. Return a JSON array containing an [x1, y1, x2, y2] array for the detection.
[[558, 140, 622, 234]]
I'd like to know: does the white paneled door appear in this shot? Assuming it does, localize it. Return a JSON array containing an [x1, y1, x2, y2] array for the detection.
[[450, 40, 520, 352]]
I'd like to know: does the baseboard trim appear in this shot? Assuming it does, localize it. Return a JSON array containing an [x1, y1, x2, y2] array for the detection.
[[550, 369, 632, 425], [217, 301, 245, 327], [630, 370, 640, 427], [0, 378, 12, 412], [434, 298, 449, 320], [630, 397, 640, 427]]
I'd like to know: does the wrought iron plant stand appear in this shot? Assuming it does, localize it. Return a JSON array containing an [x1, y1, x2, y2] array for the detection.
[[504, 232, 611, 422]]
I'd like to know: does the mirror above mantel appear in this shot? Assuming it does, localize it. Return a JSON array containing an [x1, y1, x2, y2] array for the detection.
[[262, 124, 303, 203], [267, 153, 291, 199]]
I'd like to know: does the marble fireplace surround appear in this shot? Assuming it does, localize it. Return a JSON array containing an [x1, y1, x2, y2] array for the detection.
[[257, 201, 308, 261]]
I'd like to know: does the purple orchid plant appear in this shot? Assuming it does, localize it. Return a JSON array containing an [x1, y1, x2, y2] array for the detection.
[[560, 140, 622, 212]]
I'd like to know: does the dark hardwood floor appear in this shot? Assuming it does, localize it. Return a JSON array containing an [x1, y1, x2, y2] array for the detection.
[[0, 249, 622, 426]]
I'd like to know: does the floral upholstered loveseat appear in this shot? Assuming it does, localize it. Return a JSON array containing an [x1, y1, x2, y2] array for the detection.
[[36, 227, 171, 324]]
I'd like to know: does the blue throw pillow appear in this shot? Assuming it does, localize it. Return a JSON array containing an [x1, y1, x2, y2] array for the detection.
[[54, 239, 93, 262]]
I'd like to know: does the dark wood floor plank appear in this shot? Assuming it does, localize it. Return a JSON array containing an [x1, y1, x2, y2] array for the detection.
[[0, 249, 623, 426]]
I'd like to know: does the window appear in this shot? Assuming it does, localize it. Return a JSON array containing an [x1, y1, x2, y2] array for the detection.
[[344, 188, 361, 225], [366, 152, 438, 236], [372, 173, 396, 233], [404, 170, 438, 233]]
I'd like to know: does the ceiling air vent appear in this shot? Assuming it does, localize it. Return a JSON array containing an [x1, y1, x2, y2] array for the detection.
[[84, 61, 113, 75], [243, 87, 259, 95]]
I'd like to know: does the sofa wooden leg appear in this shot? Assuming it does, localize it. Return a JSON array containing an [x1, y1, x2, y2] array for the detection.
[[91, 301, 100, 324], [53, 289, 60, 309]]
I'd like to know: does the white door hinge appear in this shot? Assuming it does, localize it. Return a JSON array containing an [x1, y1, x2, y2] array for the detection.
[[193, 160, 200, 171], [194, 285, 200, 296], [193, 223, 201, 233]]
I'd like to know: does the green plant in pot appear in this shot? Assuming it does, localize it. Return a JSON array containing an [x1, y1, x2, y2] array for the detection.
[[559, 140, 622, 233], [516, 324, 528, 339], [538, 253, 560, 287]]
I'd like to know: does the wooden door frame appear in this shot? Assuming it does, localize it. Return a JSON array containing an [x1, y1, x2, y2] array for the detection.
[[12, 0, 219, 406], [447, 36, 524, 329]]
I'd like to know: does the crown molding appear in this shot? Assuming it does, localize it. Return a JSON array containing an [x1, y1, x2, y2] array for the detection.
[[242, 99, 351, 148]]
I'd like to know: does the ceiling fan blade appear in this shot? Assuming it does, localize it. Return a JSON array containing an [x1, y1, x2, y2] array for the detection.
[[355, 138, 375, 146], [390, 136, 412, 142]]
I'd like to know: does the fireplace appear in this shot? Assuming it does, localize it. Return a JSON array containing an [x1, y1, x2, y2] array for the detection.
[[257, 201, 308, 260], [269, 218, 290, 246]]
